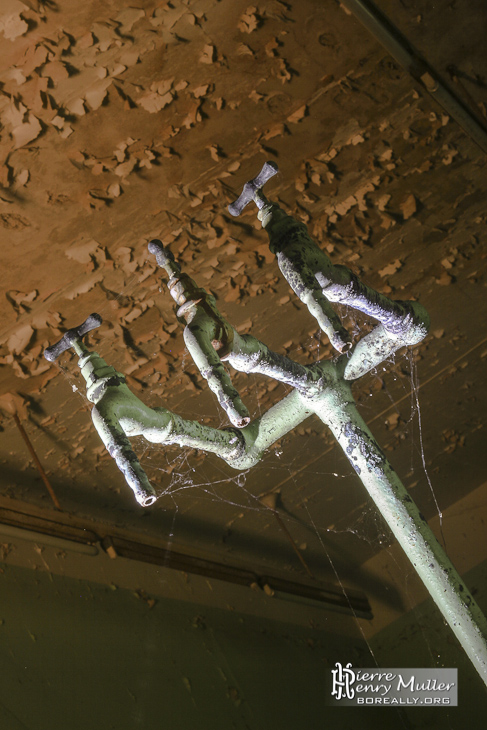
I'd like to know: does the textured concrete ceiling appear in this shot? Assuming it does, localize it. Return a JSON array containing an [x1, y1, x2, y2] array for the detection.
[[0, 0, 486, 634]]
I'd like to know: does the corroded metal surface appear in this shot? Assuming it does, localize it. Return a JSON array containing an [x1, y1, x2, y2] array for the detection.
[[42, 159, 487, 687]]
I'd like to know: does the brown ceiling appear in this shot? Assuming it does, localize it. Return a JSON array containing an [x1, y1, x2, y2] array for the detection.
[[0, 0, 486, 623]]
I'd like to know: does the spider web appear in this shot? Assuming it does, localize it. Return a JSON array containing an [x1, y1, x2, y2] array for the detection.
[[50, 248, 462, 727]]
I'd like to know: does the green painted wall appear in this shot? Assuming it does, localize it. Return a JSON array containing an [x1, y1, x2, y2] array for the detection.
[[0, 563, 387, 730]]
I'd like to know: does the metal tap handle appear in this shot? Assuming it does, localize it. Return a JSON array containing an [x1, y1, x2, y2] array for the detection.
[[149, 241, 251, 428], [44, 313, 102, 362], [148, 239, 181, 278], [228, 161, 279, 216]]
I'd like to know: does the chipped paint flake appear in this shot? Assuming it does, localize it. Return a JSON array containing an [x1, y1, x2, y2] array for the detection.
[[0, 0, 29, 41]]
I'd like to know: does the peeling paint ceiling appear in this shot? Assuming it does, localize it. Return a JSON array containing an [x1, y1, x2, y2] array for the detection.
[[0, 0, 486, 634]]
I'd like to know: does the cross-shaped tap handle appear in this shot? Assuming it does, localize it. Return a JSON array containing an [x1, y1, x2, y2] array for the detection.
[[228, 161, 279, 216], [44, 313, 102, 362]]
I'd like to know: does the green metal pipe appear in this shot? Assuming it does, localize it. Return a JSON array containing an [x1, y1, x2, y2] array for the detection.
[[43, 163, 487, 689], [304, 370, 487, 685]]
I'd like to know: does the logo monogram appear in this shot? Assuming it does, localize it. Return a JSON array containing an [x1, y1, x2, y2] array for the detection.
[[331, 662, 356, 700]]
